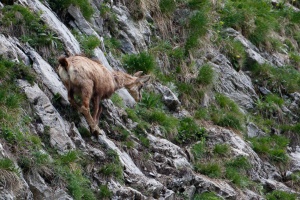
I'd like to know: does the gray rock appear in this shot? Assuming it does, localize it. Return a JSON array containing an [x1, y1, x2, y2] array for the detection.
[[112, 5, 147, 51], [68, 5, 99, 37], [211, 54, 258, 110], [26, 171, 73, 200], [20, 45, 69, 104], [247, 122, 266, 138], [18, 80, 75, 153], [0, 35, 30, 65], [154, 83, 181, 111]]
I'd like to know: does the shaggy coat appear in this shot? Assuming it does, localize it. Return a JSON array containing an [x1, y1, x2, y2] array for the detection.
[[58, 56, 150, 136]]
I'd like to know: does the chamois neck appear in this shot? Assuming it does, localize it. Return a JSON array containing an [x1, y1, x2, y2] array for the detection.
[[112, 70, 137, 90]]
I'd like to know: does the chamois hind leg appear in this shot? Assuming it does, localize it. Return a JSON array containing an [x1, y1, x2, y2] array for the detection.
[[68, 89, 80, 110], [79, 84, 101, 136], [96, 105, 102, 122], [92, 95, 100, 122]]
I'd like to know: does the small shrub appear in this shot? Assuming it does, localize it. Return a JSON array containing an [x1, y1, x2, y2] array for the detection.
[[213, 144, 230, 156], [195, 162, 222, 178], [99, 185, 112, 199], [123, 52, 156, 73], [266, 190, 297, 200], [196, 64, 215, 85]]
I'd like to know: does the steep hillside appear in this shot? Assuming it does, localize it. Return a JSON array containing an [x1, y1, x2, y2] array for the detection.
[[1, 0, 300, 199]]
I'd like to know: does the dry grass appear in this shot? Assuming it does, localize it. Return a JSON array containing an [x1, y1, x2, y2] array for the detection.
[[0, 169, 22, 192]]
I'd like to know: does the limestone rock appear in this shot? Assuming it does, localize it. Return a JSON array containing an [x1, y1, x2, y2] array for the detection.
[[211, 54, 258, 110], [154, 83, 181, 111], [18, 80, 75, 153]]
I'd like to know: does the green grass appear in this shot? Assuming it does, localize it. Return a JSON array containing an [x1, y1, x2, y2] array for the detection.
[[195, 162, 222, 178], [225, 167, 251, 188], [191, 140, 206, 160], [159, 0, 177, 14], [196, 64, 215, 86], [213, 144, 230, 156], [250, 135, 289, 164], [1, 5, 64, 63], [222, 38, 246, 71], [123, 52, 156, 73], [185, 11, 208, 52], [250, 62, 300, 94], [266, 190, 297, 200], [0, 158, 18, 173], [194, 192, 222, 200], [48, 0, 94, 20], [78, 35, 101, 57], [175, 117, 206, 144], [99, 185, 112, 199]]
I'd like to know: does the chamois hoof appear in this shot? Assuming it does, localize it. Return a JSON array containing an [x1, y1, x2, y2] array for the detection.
[[92, 126, 102, 138]]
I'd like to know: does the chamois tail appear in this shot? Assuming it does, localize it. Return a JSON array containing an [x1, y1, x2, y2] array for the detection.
[[58, 57, 69, 69]]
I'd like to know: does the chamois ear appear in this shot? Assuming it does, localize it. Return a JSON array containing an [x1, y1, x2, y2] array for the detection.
[[58, 57, 69, 68], [133, 71, 143, 77], [137, 75, 151, 83]]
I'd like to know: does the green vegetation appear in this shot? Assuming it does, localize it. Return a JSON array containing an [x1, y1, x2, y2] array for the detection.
[[48, 0, 94, 20], [123, 52, 156, 73], [191, 140, 206, 160], [99, 185, 113, 199], [196, 64, 215, 85], [266, 190, 297, 200], [249, 63, 300, 94], [159, 0, 177, 14], [221, 38, 246, 71], [1, 5, 64, 63], [213, 144, 230, 156], [194, 192, 222, 200], [195, 162, 222, 178], [176, 117, 206, 144], [99, 150, 123, 181], [77, 35, 101, 57], [0, 158, 18, 173], [250, 135, 290, 164]]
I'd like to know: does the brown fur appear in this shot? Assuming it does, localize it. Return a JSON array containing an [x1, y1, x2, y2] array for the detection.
[[57, 55, 150, 136]]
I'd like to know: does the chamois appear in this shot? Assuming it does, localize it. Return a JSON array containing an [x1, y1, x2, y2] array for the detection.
[[58, 55, 150, 136]]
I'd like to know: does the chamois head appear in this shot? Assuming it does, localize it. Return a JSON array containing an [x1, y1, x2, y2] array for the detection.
[[125, 71, 150, 102]]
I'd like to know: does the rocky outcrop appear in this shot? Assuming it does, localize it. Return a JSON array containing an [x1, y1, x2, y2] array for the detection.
[[211, 53, 258, 110]]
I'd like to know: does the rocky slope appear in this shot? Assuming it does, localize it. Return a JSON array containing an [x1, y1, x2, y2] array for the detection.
[[1, 0, 300, 199]]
